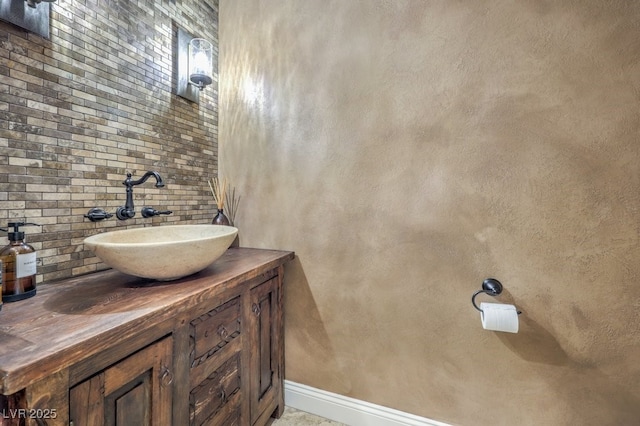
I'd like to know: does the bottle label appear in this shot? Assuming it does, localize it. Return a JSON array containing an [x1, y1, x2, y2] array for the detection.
[[16, 252, 37, 279]]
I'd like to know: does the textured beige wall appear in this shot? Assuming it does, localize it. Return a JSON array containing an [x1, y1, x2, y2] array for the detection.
[[219, 1, 640, 425]]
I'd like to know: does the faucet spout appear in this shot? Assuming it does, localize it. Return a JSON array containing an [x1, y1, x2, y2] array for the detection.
[[128, 171, 164, 188]]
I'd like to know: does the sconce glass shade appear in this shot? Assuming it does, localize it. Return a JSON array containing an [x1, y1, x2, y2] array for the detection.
[[189, 38, 213, 89]]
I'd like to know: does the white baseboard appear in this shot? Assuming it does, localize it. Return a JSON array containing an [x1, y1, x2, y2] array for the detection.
[[284, 380, 451, 426]]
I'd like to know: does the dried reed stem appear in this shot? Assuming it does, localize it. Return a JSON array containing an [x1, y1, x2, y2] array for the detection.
[[208, 177, 227, 210], [225, 186, 241, 225]]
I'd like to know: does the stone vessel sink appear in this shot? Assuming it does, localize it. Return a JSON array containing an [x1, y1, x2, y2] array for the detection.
[[84, 224, 238, 280]]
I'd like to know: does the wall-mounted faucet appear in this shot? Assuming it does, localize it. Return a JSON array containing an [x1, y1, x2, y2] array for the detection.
[[116, 171, 165, 220], [84, 171, 172, 222]]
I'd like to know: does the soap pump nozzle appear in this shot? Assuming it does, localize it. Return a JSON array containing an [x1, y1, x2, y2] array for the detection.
[[0, 222, 41, 241]]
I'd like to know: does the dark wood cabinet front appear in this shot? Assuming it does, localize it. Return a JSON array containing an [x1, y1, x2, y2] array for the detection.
[[69, 336, 173, 426], [249, 275, 284, 425], [0, 248, 293, 426]]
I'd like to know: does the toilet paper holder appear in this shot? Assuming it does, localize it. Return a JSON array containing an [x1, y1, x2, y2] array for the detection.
[[472, 278, 522, 314]]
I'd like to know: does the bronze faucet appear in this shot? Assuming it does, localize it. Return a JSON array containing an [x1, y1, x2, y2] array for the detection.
[[85, 171, 172, 222], [116, 171, 165, 220]]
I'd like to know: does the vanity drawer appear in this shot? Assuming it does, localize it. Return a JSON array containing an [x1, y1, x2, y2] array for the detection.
[[200, 401, 241, 426], [190, 296, 241, 368], [189, 352, 241, 426]]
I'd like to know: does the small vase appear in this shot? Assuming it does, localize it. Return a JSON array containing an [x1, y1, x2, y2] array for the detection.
[[212, 209, 231, 226]]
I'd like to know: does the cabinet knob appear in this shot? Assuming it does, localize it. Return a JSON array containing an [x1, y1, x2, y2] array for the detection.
[[217, 325, 229, 340], [160, 366, 174, 387], [220, 388, 226, 401], [252, 303, 261, 316]]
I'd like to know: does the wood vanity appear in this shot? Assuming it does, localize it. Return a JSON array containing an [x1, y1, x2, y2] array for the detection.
[[0, 247, 294, 426]]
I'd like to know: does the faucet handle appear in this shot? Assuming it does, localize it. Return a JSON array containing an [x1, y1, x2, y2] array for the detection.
[[85, 208, 114, 222], [141, 207, 173, 218]]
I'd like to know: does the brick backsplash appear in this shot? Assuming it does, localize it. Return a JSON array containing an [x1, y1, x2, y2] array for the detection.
[[0, 0, 219, 282]]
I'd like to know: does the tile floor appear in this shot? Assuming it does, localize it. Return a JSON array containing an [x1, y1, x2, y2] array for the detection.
[[271, 407, 347, 425]]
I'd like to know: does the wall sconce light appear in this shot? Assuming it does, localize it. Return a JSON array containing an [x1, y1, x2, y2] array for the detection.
[[25, 0, 56, 8], [176, 28, 214, 103], [0, 0, 54, 38]]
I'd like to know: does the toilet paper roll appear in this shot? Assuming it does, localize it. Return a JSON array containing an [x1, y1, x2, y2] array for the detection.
[[480, 302, 519, 333]]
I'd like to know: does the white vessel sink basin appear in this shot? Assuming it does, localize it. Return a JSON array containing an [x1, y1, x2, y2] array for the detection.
[[84, 225, 238, 280]]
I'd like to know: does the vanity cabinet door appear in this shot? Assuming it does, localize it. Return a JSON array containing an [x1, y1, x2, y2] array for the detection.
[[189, 296, 244, 426], [69, 336, 173, 426], [249, 276, 284, 425]]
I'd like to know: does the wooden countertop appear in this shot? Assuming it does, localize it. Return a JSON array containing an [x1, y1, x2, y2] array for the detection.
[[0, 247, 294, 395]]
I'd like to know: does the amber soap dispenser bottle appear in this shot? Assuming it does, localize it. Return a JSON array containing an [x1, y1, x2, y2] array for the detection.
[[0, 222, 40, 302]]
